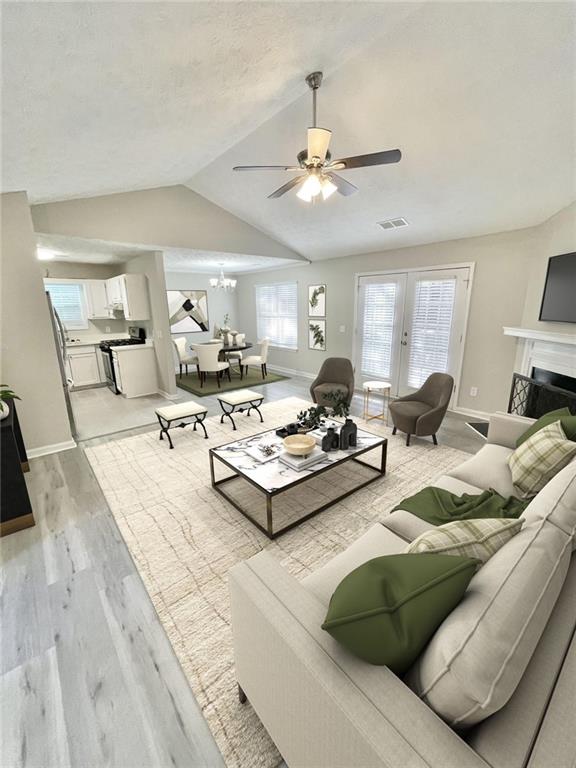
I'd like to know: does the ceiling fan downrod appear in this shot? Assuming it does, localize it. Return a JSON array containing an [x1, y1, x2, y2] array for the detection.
[[305, 71, 323, 128]]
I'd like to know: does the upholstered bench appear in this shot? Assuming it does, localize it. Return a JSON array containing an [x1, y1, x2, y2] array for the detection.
[[155, 401, 208, 449], [217, 389, 264, 430]]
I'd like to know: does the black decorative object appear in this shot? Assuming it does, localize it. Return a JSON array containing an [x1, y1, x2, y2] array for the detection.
[[508, 373, 576, 418], [322, 427, 337, 453], [339, 418, 358, 450]]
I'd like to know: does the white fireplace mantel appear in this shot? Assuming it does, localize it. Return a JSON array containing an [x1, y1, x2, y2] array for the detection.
[[503, 327, 576, 346], [503, 326, 576, 380]]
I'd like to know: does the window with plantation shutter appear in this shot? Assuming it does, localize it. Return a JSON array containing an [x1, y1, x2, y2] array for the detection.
[[360, 282, 397, 379], [255, 282, 298, 349], [407, 278, 456, 388], [46, 282, 88, 329]]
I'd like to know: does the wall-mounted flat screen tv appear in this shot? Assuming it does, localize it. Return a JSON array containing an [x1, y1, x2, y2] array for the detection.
[[539, 252, 576, 323]]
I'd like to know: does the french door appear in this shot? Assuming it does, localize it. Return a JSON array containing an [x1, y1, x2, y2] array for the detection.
[[355, 267, 470, 401]]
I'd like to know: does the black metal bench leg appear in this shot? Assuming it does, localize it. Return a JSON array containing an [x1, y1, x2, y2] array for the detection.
[[249, 400, 264, 423], [219, 402, 237, 430], [196, 414, 209, 439], [432, 434, 438, 445]]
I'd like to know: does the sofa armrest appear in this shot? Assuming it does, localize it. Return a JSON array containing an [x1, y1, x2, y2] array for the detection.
[[486, 411, 534, 448], [229, 551, 488, 768]]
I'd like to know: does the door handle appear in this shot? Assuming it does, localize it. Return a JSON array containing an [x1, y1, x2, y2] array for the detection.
[[401, 341, 408, 346]]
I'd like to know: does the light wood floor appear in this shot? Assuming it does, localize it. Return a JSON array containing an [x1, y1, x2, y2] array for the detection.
[[1, 376, 484, 767]]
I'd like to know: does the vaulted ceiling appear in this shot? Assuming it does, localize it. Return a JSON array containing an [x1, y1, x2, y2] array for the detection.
[[3, 2, 575, 262]]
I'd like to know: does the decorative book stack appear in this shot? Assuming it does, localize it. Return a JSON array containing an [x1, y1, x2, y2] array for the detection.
[[279, 446, 327, 472]]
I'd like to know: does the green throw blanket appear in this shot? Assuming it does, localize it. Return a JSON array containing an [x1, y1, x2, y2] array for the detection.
[[393, 487, 529, 527]]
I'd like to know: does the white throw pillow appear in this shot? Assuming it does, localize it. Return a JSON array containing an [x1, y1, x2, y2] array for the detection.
[[508, 420, 576, 498], [406, 518, 572, 727]]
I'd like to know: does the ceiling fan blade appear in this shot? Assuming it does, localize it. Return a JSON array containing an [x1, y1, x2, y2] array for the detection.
[[307, 128, 332, 162], [325, 172, 358, 197], [268, 175, 306, 199], [233, 165, 301, 171], [328, 149, 402, 170]]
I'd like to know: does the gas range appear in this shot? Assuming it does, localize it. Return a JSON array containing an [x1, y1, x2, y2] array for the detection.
[[99, 337, 145, 350]]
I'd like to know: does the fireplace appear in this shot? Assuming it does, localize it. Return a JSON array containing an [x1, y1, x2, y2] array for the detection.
[[508, 371, 576, 418]]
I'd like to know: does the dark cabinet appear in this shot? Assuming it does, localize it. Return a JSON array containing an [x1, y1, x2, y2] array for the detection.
[[1, 404, 34, 536]]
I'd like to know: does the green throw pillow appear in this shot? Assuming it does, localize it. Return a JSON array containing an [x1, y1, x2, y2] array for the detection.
[[321, 554, 477, 673], [516, 407, 576, 446]]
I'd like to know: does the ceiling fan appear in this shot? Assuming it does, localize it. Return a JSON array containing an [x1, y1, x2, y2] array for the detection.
[[233, 71, 401, 202]]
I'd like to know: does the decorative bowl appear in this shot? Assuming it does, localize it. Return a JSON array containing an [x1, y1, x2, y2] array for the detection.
[[283, 434, 316, 457]]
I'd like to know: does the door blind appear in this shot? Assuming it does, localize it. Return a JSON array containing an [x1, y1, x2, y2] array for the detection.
[[407, 278, 456, 388], [360, 282, 397, 379], [46, 283, 88, 329], [255, 282, 298, 349]]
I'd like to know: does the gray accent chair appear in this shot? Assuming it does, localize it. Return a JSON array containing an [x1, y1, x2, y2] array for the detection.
[[389, 372, 453, 446], [310, 358, 355, 407]]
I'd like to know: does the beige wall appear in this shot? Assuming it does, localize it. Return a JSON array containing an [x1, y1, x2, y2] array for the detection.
[[123, 252, 176, 397], [31, 185, 304, 262], [1, 192, 73, 452], [520, 201, 576, 334], [236, 227, 537, 414]]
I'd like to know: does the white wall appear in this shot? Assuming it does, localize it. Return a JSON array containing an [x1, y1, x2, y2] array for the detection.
[[236, 227, 538, 414], [164, 271, 239, 366], [31, 185, 304, 262], [122, 252, 176, 397], [1, 192, 74, 453]]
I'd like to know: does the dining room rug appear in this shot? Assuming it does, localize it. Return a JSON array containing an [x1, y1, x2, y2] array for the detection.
[[177, 368, 288, 396], [85, 396, 469, 768]]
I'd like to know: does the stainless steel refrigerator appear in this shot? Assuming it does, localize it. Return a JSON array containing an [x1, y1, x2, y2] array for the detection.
[[46, 291, 78, 440]]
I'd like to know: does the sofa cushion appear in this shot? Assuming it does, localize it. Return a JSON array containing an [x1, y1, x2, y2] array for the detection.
[[406, 519, 573, 727], [508, 421, 576, 498], [520, 458, 576, 548], [447, 444, 516, 497], [388, 400, 430, 420], [406, 518, 523, 564], [516, 406, 576, 446], [322, 554, 477, 672], [302, 523, 406, 606], [381, 510, 436, 543], [434, 475, 483, 496]]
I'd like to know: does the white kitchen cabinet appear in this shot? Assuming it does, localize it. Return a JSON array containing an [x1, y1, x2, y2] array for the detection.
[[85, 280, 109, 319], [112, 345, 157, 397], [105, 274, 150, 320], [68, 345, 102, 387]]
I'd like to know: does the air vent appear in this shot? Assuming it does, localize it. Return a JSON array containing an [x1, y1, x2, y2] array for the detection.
[[378, 217, 409, 230]]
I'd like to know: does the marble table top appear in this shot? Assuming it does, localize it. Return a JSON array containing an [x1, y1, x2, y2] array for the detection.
[[211, 420, 386, 493]]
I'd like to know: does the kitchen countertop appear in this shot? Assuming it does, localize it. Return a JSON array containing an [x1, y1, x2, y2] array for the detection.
[[110, 341, 154, 353], [66, 334, 130, 347]]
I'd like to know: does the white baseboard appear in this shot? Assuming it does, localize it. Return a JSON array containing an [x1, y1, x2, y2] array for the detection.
[[158, 389, 181, 400], [27, 439, 77, 459], [450, 406, 491, 420], [267, 364, 316, 381]]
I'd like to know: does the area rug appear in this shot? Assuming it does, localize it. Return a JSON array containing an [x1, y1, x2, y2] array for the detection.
[[85, 397, 469, 768], [176, 368, 288, 397]]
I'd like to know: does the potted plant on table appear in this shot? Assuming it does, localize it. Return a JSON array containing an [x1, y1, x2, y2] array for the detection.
[[0, 384, 20, 420]]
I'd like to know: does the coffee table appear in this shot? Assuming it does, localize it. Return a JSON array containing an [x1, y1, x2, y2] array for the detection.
[[209, 422, 387, 539]]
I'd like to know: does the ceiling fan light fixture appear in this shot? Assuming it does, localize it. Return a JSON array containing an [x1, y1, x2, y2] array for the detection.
[[321, 176, 337, 200], [296, 173, 322, 202]]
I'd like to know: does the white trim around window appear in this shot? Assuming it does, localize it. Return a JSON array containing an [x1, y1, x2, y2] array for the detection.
[[255, 281, 298, 350], [44, 278, 89, 330]]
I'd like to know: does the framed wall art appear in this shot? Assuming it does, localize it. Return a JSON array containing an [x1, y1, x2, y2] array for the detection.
[[308, 319, 326, 351], [167, 290, 209, 333], [308, 284, 326, 317]]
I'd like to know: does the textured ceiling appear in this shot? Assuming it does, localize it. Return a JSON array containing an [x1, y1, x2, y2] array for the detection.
[[2, 1, 415, 203], [36, 233, 300, 273], [189, 2, 576, 259]]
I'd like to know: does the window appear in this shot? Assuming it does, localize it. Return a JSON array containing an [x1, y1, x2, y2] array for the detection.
[[360, 281, 398, 379], [407, 278, 456, 388], [255, 282, 298, 350], [45, 282, 88, 330]]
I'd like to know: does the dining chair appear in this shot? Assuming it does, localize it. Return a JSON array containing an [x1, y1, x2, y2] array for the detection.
[[241, 338, 269, 380], [191, 342, 231, 388], [173, 337, 198, 379]]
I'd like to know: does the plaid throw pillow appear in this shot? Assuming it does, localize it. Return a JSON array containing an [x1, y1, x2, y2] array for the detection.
[[509, 420, 576, 498], [405, 518, 523, 565]]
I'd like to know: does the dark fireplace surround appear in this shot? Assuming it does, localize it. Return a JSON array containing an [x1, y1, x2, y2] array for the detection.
[[508, 367, 576, 419]]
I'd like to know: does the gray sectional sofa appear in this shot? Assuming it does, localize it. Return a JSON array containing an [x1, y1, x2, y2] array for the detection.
[[229, 412, 576, 768]]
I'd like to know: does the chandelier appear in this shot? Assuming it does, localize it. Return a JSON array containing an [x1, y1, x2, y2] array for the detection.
[[209, 265, 237, 292]]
